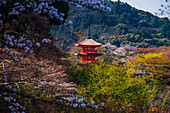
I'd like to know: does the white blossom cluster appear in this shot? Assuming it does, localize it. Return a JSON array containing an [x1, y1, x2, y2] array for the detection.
[[0, 9, 3, 25], [0, 54, 26, 112], [64, 20, 74, 29], [3, 47, 24, 63], [4, 35, 31, 54], [32, 1, 65, 21], [0, 0, 6, 6], [0, 0, 111, 111], [5, 0, 66, 23], [42, 38, 52, 43], [8, 100, 25, 112], [3, 34, 53, 55], [0, 19, 3, 25], [0, 59, 25, 112], [0, 0, 111, 27], [0, 1, 6, 25], [67, 0, 111, 12], [10, 102, 25, 112], [0, 86, 25, 112], [67, 95, 105, 108]]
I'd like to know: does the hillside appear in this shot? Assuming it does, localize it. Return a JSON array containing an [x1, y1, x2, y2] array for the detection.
[[0, 43, 79, 112], [51, 1, 170, 51]]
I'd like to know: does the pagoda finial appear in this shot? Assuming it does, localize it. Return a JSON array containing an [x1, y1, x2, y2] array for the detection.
[[87, 24, 91, 39], [87, 16, 91, 39]]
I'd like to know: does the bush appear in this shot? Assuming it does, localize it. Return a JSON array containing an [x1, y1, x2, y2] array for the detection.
[[73, 61, 157, 112]]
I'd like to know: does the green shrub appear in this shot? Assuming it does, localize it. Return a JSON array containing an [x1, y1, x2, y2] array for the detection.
[[74, 61, 157, 112]]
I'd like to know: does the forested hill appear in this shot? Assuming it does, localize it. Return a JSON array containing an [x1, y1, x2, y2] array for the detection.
[[50, 1, 170, 51]]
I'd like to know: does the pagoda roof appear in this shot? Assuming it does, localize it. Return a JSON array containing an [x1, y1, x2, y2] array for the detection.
[[75, 39, 102, 46], [74, 53, 103, 56]]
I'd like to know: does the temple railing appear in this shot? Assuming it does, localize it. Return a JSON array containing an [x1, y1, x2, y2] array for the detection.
[[80, 50, 97, 53]]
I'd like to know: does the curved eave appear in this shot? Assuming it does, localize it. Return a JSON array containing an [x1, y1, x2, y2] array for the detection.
[[75, 44, 79, 47], [75, 44, 102, 47], [79, 44, 102, 46], [74, 53, 103, 56]]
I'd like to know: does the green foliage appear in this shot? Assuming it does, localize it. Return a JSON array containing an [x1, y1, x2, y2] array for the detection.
[[91, 34, 99, 39], [73, 60, 157, 112], [126, 53, 170, 85], [150, 16, 160, 27], [51, 1, 170, 51], [100, 33, 169, 48], [72, 65, 91, 86], [160, 21, 170, 38]]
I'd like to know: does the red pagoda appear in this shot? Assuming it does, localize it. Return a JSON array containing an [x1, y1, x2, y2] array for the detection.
[[74, 26, 102, 66]]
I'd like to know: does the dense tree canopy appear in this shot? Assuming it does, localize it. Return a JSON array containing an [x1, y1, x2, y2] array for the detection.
[[51, 0, 170, 51]]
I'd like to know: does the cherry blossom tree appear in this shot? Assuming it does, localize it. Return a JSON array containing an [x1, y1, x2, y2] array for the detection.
[[0, 0, 111, 112]]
